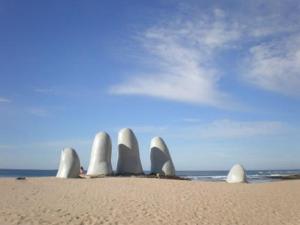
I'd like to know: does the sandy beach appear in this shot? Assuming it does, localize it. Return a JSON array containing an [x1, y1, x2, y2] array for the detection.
[[0, 177, 299, 225]]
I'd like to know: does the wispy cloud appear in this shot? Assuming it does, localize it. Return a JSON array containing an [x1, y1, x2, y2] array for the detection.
[[26, 107, 50, 117], [197, 119, 286, 139], [244, 33, 300, 96], [110, 9, 239, 108], [110, 2, 300, 105], [123, 119, 287, 140], [234, 1, 300, 96], [0, 97, 11, 103], [155, 119, 287, 140]]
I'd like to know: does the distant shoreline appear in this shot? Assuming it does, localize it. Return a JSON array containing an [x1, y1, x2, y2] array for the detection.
[[1, 168, 300, 182]]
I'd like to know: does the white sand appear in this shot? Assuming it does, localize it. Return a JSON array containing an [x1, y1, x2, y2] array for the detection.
[[0, 177, 300, 225]]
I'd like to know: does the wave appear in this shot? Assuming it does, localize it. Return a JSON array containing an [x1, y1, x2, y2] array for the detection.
[[179, 169, 300, 183]]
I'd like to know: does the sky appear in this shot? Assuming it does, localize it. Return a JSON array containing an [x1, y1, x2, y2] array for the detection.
[[0, 0, 300, 170]]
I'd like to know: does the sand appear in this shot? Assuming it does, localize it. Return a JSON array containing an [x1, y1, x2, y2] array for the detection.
[[0, 177, 299, 225]]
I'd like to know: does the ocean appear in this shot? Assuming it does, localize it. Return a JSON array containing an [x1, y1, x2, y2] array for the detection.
[[176, 170, 300, 182], [1, 169, 299, 182]]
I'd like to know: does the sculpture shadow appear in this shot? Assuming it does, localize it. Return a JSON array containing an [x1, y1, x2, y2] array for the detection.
[[150, 147, 170, 175], [117, 144, 144, 175]]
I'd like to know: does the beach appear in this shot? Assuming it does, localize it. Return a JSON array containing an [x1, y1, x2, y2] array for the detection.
[[0, 178, 299, 225]]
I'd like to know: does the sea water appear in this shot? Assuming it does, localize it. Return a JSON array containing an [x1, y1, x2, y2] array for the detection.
[[176, 170, 300, 183], [1, 169, 299, 182]]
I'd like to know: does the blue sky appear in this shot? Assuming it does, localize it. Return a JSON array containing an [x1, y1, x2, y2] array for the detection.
[[0, 0, 299, 170]]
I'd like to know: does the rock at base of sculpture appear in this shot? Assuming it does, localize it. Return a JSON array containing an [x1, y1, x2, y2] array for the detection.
[[87, 132, 113, 176], [226, 164, 247, 183], [116, 128, 144, 175], [56, 148, 80, 178], [150, 137, 175, 176]]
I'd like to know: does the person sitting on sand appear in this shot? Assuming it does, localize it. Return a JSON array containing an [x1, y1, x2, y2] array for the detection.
[[79, 166, 85, 177]]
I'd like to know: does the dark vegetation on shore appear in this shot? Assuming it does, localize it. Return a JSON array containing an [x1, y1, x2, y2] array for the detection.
[[84, 173, 191, 180], [268, 174, 300, 180]]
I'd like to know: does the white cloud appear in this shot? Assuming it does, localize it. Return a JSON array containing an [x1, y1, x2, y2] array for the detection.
[[27, 107, 50, 117], [198, 119, 286, 139], [125, 119, 287, 140], [0, 97, 11, 103], [195, 9, 241, 49], [110, 2, 300, 104], [244, 34, 300, 96], [110, 9, 239, 108], [161, 119, 287, 140]]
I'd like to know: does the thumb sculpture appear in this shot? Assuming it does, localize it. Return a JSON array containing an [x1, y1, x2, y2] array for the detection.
[[226, 164, 247, 183], [116, 128, 144, 175], [87, 132, 113, 176], [56, 147, 80, 178], [150, 137, 175, 176]]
